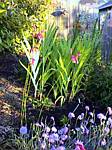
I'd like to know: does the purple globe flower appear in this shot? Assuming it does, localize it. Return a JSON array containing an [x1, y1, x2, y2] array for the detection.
[[101, 138, 106, 146], [56, 146, 66, 150], [58, 126, 68, 135], [107, 107, 112, 115], [19, 126, 27, 135], [85, 106, 89, 111], [97, 113, 106, 120], [68, 112, 75, 119], [49, 133, 59, 143], [50, 145, 56, 150], [104, 127, 110, 134], [78, 113, 84, 120], [89, 112, 94, 118], [60, 134, 68, 141], [42, 133, 48, 139], [52, 126, 57, 133], [40, 141, 46, 149], [45, 126, 50, 133]]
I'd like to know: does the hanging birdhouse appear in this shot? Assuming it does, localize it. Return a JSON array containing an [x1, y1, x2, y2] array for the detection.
[[51, 8, 67, 17]]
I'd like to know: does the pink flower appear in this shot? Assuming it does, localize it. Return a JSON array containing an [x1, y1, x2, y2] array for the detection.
[[30, 58, 35, 65], [71, 55, 78, 64], [71, 52, 81, 64], [37, 32, 43, 40], [32, 31, 44, 40], [75, 140, 86, 150], [77, 52, 81, 57]]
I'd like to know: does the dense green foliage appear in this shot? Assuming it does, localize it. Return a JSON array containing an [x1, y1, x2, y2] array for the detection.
[[86, 64, 112, 107], [0, 0, 51, 54]]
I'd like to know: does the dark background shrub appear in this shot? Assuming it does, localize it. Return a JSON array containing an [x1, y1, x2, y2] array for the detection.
[[85, 64, 112, 108]]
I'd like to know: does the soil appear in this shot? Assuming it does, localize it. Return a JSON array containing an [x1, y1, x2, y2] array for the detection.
[[0, 53, 23, 127]]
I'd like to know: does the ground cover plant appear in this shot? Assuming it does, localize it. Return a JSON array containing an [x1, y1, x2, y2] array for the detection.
[[0, 1, 112, 150], [1, 106, 112, 150]]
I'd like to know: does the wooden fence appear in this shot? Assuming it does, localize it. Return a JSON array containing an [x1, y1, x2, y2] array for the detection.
[[100, 12, 112, 63], [48, 2, 98, 38]]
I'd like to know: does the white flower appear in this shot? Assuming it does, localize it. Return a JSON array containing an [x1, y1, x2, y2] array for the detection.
[[19, 126, 27, 135]]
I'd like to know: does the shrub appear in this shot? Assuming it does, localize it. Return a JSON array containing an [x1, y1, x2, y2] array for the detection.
[[85, 64, 112, 108], [0, 0, 51, 54]]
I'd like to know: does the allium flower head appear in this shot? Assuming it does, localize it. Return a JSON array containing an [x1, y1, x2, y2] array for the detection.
[[50, 145, 56, 150], [49, 133, 59, 143], [42, 133, 48, 139], [60, 134, 68, 141], [40, 141, 46, 149], [85, 106, 89, 111], [41, 122, 44, 127], [68, 112, 75, 119], [89, 112, 94, 118], [107, 117, 112, 128], [89, 119, 94, 124], [56, 146, 66, 150], [45, 126, 50, 133], [97, 113, 106, 120], [101, 138, 106, 146], [35, 122, 41, 127], [104, 127, 110, 134], [52, 126, 57, 132], [58, 126, 68, 135], [51, 116, 55, 121], [78, 113, 84, 120], [107, 107, 112, 115], [19, 126, 27, 135]]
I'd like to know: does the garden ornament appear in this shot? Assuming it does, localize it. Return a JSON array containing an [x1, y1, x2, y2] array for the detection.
[[51, 9, 68, 17]]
